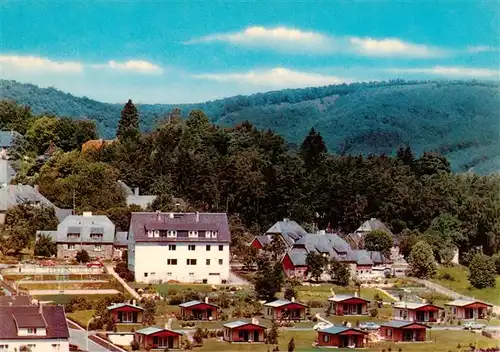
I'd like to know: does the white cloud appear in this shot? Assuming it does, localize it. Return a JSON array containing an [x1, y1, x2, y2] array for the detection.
[[186, 26, 336, 54], [467, 45, 498, 54], [0, 55, 83, 73], [186, 26, 446, 58], [349, 37, 445, 58], [387, 66, 500, 78], [193, 67, 350, 88], [92, 60, 163, 74]]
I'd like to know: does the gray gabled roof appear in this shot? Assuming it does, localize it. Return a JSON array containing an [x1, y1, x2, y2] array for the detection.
[[55, 214, 115, 243], [0, 131, 22, 148], [355, 218, 393, 236], [265, 219, 308, 246]]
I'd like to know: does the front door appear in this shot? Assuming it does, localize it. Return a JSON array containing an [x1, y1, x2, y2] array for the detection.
[[340, 336, 348, 347], [357, 304, 362, 314], [207, 309, 212, 319], [239, 330, 249, 342], [167, 336, 174, 348], [254, 330, 259, 342]]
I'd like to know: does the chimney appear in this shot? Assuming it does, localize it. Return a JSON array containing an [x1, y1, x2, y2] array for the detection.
[[34, 185, 40, 193], [83, 212, 92, 217], [251, 317, 259, 325], [132, 299, 136, 306], [354, 291, 359, 298], [291, 297, 295, 303], [134, 187, 139, 196], [196, 212, 199, 222], [165, 318, 172, 330], [8, 302, 12, 306], [156, 210, 161, 220], [205, 296, 208, 304], [169, 212, 174, 219]]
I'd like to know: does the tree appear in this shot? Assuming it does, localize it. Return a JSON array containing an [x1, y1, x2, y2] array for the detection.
[[34, 234, 56, 257], [492, 254, 500, 275], [408, 241, 437, 279], [328, 258, 350, 286], [117, 99, 140, 140], [396, 145, 414, 167], [264, 236, 287, 262], [364, 229, 394, 258], [288, 338, 295, 352], [193, 327, 203, 346], [254, 255, 284, 301], [76, 249, 90, 263], [142, 298, 157, 325], [398, 229, 421, 259], [439, 247, 455, 267], [468, 253, 496, 289], [300, 128, 327, 169], [266, 322, 279, 344], [284, 285, 298, 301], [305, 252, 328, 281], [415, 152, 451, 176]]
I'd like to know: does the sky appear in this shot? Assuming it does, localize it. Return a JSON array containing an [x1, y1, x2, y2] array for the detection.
[[1, 0, 499, 103]]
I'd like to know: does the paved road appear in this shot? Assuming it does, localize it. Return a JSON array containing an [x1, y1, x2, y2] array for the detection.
[[69, 328, 111, 352], [28, 289, 121, 295], [228, 271, 251, 285]]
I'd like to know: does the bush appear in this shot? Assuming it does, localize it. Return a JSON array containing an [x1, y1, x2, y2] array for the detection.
[[76, 249, 90, 263], [193, 328, 203, 346], [370, 308, 378, 318], [130, 340, 140, 351], [439, 272, 455, 281]]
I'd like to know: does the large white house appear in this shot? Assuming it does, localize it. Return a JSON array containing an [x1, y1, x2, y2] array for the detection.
[[0, 303, 70, 352], [128, 212, 231, 284]]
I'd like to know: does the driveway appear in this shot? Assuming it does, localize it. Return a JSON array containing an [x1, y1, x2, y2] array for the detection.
[[229, 271, 251, 285]]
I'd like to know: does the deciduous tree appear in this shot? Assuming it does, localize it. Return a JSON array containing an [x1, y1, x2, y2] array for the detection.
[[408, 241, 437, 279], [468, 253, 496, 289]]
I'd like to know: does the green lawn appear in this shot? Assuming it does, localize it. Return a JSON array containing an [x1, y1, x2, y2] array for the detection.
[[197, 330, 499, 352], [34, 294, 122, 304], [431, 265, 500, 305], [281, 284, 395, 303], [67, 309, 95, 327]]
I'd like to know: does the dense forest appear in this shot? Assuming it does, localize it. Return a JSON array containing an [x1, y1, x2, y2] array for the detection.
[[1, 99, 500, 262], [1, 79, 499, 173]]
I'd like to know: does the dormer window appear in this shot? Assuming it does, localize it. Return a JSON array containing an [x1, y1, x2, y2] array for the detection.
[[188, 230, 198, 238], [90, 233, 103, 240], [205, 231, 218, 238], [27, 328, 37, 335], [167, 230, 177, 238], [153, 230, 160, 238], [211, 231, 218, 238], [67, 233, 80, 239], [147, 230, 153, 238]]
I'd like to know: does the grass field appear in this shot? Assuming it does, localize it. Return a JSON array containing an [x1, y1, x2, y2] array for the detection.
[[431, 265, 500, 305], [284, 284, 395, 303], [67, 309, 95, 327], [34, 294, 122, 304], [196, 330, 499, 352], [131, 282, 251, 296]]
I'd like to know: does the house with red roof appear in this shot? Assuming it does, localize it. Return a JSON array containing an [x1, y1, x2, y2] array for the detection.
[[379, 320, 430, 342], [445, 299, 492, 319], [107, 302, 143, 324], [316, 326, 368, 348], [328, 293, 370, 316], [0, 304, 70, 352], [179, 298, 219, 320], [392, 301, 442, 323], [134, 326, 183, 350], [223, 320, 266, 343], [263, 298, 309, 321]]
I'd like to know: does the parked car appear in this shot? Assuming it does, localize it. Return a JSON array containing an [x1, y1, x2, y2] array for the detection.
[[463, 321, 485, 330], [40, 260, 56, 267], [359, 322, 380, 330], [313, 322, 333, 331], [86, 261, 104, 268]]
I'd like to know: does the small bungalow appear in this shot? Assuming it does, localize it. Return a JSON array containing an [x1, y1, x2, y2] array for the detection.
[[107, 302, 143, 324], [445, 299, 492, 320], [263, 298, 309, 321], [316, 326, 368, 348], [379, 321, 430, 342], [328, 293, 370, 316], [392, 301, 442, 323], [223, 320, 266, 343], [179, 299, 219, 320], [134, 326, 182, 350]]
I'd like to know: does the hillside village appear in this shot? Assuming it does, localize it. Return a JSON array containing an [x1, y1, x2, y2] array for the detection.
[[0, 99, 499, 352]]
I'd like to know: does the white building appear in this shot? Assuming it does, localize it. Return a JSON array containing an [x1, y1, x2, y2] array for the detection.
[[128, 212, 231, 284], [0, 304, 70, 352]]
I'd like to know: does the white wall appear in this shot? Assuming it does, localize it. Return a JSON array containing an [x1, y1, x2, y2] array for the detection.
[[134, 242, 230, 284], [0, 339, 69, 352], [107, 333, 134, 346]]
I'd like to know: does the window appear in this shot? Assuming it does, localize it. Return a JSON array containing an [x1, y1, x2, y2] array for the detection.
[[218, 259, 223, 265], [187, 259, 197, 265], [52, 344, 60, 349], [206, 259, 210, 265], [168, 245, 176, 251], [267, 308, 272, 315], [212, 231, 218, 238], [386, 328, 392, 337], [206, 245, 211, 251], [323, 334, 329, 342], [153, 230, 160, 238], [167, 259, 177, 265], [167, 230, 177, 237], [27, 345, 36, 349], [67, 244, 75, 250], [167, 272, 172, 276], [27, 328, 37, 335], [90, 234, 103, 239], [188, 245, 196, 251], [0, 345, 8, 350], [144, 273, 148, 277], [67, 233, 80, 239], [188, 230, 198, 238], [218, 245, 223, 251], [205, 231, 211, 237], [147, 230, 153, 238], [453, 307, 457, 314], [94, 245, 102, 251]]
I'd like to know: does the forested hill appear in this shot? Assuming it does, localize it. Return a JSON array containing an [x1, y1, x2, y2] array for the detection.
[[1, 79, 499, 173]]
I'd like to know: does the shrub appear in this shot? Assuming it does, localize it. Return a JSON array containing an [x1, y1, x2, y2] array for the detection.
[[193, 328, 203, 346], [130, 340, 140, 351], [75, 249, 90, 263], [370, 308, 378, 318], [439, 272, 455, 281]]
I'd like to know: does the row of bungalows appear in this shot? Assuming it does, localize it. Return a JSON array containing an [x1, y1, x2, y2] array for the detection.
[[251, 219, 392, 280]]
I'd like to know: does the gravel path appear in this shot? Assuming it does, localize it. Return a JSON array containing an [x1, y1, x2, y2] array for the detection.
[[106, 265, 140, 299]]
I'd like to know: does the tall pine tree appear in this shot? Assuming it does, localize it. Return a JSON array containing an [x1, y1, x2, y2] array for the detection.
[[117, 99, 139, 140], [300, 128, 327, 170]]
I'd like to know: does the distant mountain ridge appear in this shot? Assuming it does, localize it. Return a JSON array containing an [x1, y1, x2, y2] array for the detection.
[[1, 79, 499, 174]]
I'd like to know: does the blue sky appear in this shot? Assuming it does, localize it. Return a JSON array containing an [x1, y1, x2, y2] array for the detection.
[[1, 0, 499, 103]]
